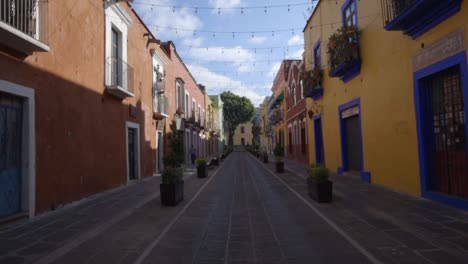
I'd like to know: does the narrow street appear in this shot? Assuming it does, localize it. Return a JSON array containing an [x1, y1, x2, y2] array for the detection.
[[1, 151, 468, 264]]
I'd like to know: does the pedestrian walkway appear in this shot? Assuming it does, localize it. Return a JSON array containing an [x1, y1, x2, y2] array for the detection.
[[1, 152, 467, 263], [267, 156, 468, 263]]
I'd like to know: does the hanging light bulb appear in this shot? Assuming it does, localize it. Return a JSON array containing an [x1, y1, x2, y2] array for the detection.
[[173, 6, 175, 13], [195, 7, 198, 13], [241, 8, 244, 14]]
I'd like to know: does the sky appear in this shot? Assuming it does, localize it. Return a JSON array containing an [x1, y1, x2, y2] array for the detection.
[[133, 0, 315, 106]]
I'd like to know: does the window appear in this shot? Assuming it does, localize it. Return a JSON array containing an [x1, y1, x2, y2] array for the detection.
[[293, 84, 297, 105], [192, 100, 196, 118], [111, 28, 122, 86], [105, 3, 132, 92], [241, 126, 245, 134], [185, 93, 189, 117], [175, 80, 184, 113], [343, 0, 357, 29], [289, 130, 292, 153], [314, 41, 321, 68]]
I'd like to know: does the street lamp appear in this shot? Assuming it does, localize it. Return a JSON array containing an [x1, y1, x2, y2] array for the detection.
[[174, 114, 185, 131]]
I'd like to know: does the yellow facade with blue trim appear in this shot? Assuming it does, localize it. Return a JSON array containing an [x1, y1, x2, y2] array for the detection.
[[304, 0, 468, 209]]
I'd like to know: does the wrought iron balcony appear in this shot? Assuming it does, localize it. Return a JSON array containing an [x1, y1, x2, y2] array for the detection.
[[302, 68, 324, 99], [328, 27, 361, 82], [186, 109, 199, 125], [105, 56, 134, 98], [382, 0, 461, 39], [0, 0, 49, 53], [153, 94, 169, 120]]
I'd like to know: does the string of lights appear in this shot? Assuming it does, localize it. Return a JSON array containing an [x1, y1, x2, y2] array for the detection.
[[179, 44, 303, 51], [132, 1, 314, 14]]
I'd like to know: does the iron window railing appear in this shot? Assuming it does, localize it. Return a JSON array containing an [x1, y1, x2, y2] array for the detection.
[[382, 0, 415, 26], [0, 0, 48, 44], [106, 56, 134, 94], [328, 27, 361, 75]]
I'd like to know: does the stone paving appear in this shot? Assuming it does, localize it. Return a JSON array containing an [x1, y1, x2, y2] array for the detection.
[[0, 152, 468, 263], [276, 157, 468, 263]]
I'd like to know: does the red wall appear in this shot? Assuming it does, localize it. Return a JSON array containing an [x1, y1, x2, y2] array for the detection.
[[0, 1, 167, 214], [286, 60, 309, 164]]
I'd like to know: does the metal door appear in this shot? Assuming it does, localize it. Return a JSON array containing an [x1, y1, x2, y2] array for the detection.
[[128, 128, 137, 180], [344, 115, 362, 172], [0, 93, 22, 217], [423, 65, 468, 198]]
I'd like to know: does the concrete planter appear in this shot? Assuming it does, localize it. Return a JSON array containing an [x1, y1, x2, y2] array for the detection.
[[307, 177, 332, 203], [160, 180, 184, 206], [276, 161, 284, 173], [197, 165, 207, 178]]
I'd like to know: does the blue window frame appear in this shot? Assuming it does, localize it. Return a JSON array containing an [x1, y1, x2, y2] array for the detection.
[[342, 0, 357, 28], [313, 40, 321, 69], [414, 51, 468, 210]]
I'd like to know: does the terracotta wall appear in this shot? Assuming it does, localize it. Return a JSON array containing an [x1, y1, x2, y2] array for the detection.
[[0, 0, 166, 214]]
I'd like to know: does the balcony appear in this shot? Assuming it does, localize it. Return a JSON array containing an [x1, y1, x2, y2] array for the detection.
[[199, 113, 205, 129], [105, 56, 134, 99], [302, 68, 324, 99], [186, 109, 199, 125], [153, 94, 169, 120], [382, 0, 461, 39], [0, 0, 49, 54], [328, 27, 361, 82], [269, 108, 284, 126]]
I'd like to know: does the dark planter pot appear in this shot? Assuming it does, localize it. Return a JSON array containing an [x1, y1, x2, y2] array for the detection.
[[160, 180, 184, 206], [276, 161, 284, 173], [263, 155, 269, 163], [197, 165, 207, 178], [307, 177, 332, 203], [212, 158, 219, 166]]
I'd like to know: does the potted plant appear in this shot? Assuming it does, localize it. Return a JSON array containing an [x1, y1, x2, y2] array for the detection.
[[307, 165, 332, 203], [262, 151, 269, 163], [196, 158, 207, 178], [274, 145, 285, 173], [160, 121, 185, 206]]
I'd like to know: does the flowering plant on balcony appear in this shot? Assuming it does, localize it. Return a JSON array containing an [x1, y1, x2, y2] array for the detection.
[[327, 26, 361, 77], [301, 67, 324, 98]]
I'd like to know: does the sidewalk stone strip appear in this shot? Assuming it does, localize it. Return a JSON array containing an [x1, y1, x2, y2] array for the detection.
[[0, 152, 467, 263]]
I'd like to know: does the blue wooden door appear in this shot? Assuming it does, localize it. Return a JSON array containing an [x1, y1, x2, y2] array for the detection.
[[0, 93, 22, 218]]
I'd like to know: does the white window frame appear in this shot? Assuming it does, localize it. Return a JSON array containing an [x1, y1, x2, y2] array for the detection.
[[105, 3, 132, 88], [185, 91, 190, 117], [0, 80, 36, 218]]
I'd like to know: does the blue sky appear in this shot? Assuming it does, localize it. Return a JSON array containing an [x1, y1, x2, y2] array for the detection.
[[133, 0, 315, 106]]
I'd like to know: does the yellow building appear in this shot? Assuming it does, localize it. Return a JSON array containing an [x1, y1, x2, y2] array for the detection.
[[259, 96, 272, 153], [232, 121, 254, 146], [303, 0, 468, 209], [269, 61, 294, 151]]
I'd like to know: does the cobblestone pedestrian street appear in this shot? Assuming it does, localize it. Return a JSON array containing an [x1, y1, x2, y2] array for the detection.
[[1, 152, 468, 264]]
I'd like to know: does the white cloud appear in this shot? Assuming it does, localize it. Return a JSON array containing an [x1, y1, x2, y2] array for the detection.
[[187, 64, 266, 106], [182, 37, 204, 47], [268, 62, 282, 78], [249, 36, 267, 44], [288, 48, 304, 60], [134, 1, 203, 39], [288, 35, 304, 46], [208, 0, 242, 11], [185, 46, 256, 72]]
